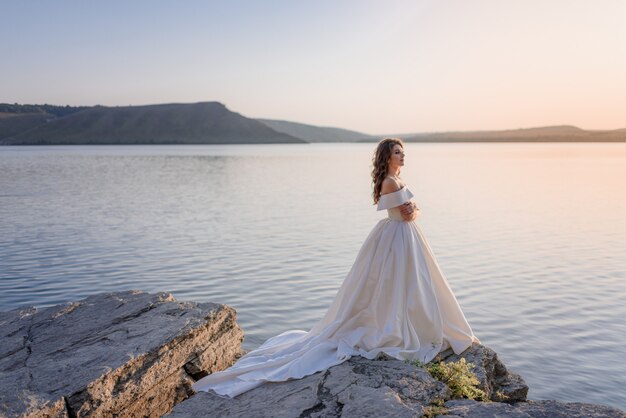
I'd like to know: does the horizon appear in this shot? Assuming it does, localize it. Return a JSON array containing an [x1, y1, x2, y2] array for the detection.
[[2, 1, 625, 133], [4, 100, 623, 136]]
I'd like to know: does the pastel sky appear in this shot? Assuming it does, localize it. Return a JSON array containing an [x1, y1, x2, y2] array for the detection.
[[2, 0, 625, 133]]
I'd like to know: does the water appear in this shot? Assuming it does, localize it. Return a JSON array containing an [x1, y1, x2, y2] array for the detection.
[[1, 143, 625, 410]]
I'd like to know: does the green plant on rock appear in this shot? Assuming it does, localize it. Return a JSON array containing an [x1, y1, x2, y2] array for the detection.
[[421, 398, 447, 417], [406, 359, 424, 368], [421, 404, 448, 418], [426, 358, 487, 401], [494, 390, 509, 402]]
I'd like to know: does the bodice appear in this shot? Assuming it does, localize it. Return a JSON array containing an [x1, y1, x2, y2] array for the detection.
[[377, 186, 414, 221]]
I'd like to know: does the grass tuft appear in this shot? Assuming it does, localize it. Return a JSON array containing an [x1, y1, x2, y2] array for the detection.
[[426, 358, 487, 400]]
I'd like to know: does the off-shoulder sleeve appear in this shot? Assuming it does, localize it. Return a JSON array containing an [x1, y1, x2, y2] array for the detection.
[[377, 187, 414, 211]]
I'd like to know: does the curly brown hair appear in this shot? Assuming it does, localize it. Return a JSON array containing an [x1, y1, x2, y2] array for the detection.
[[371, 137, 404, 204]]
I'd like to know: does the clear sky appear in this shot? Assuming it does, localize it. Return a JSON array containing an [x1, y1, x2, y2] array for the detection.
[[1, 0, 625, 134]]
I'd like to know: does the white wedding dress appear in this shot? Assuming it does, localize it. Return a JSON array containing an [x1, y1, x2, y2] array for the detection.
[[192, 186, 479, 398]]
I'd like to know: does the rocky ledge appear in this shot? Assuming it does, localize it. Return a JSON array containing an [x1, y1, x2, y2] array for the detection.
[[167, 346, 624, 418], [0, 291, 244, 417], [1, 291, 624, 418]]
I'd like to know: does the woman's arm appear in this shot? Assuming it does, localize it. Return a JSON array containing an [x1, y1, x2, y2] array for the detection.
[[400, 200, 420, 221]]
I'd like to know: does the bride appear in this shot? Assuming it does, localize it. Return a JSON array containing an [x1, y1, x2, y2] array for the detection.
[[192, 137, 479, 398]]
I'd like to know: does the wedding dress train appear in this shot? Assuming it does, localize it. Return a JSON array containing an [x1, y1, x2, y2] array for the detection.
[[192, 186, 478, 398]]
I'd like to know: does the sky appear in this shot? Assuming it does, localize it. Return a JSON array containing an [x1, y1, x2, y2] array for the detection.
[[1, 0, 625, 134]]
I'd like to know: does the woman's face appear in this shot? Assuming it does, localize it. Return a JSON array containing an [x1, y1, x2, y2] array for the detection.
[[388, 144, 405, 168]]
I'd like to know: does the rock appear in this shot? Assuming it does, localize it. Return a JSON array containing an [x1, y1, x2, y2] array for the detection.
[[0, 290, 244, 418], [166, 355, 451, 418], [432, 343, 529, 402], [4, 292, 623, 418], [443, 399, 626, 417], [169, 342, 625, 418]]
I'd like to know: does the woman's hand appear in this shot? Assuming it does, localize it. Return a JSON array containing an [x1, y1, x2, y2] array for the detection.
[[400, 201, 420, 221]]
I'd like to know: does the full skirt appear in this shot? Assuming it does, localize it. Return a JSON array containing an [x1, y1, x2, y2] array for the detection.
[[192, 218, 478, 398]]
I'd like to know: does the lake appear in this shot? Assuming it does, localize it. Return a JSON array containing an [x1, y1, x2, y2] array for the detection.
[[1, 143, 625, 410]]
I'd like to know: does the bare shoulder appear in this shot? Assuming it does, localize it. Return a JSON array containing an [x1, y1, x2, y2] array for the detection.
[[381, 177, 402, 195]]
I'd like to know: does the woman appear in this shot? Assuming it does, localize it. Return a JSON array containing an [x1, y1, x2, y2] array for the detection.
[[192, 137, 479, 398]]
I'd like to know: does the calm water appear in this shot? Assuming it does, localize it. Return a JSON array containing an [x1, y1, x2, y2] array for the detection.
[[1, 143, 625, 410]]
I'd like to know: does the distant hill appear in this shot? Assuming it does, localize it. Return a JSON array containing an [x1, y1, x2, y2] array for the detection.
[[0, 102, 304, 145], [2, 101, 625, 144], [0, 112, 51, 139], [0, 103, 89, 118], [257, 118, 374, 142], [262, 121, 626, 143], [358, 125, 626, 142]]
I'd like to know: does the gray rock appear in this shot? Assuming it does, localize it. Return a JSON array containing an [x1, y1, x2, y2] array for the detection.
[[443, 398, 626, 417], [0, 290, 244, 418], [4, 292, 623, 418], [166, 354, 451, 418], [170, 342, 625, 418]]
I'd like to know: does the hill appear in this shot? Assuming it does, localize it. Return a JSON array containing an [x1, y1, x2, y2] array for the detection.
[[257, 118, 374, 142], [2, 102, 625, 144], [0, 103, 89, 118], [0, 112, 51, 139], [391, 125, 626, 142], [0, 102, 304, 145]]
